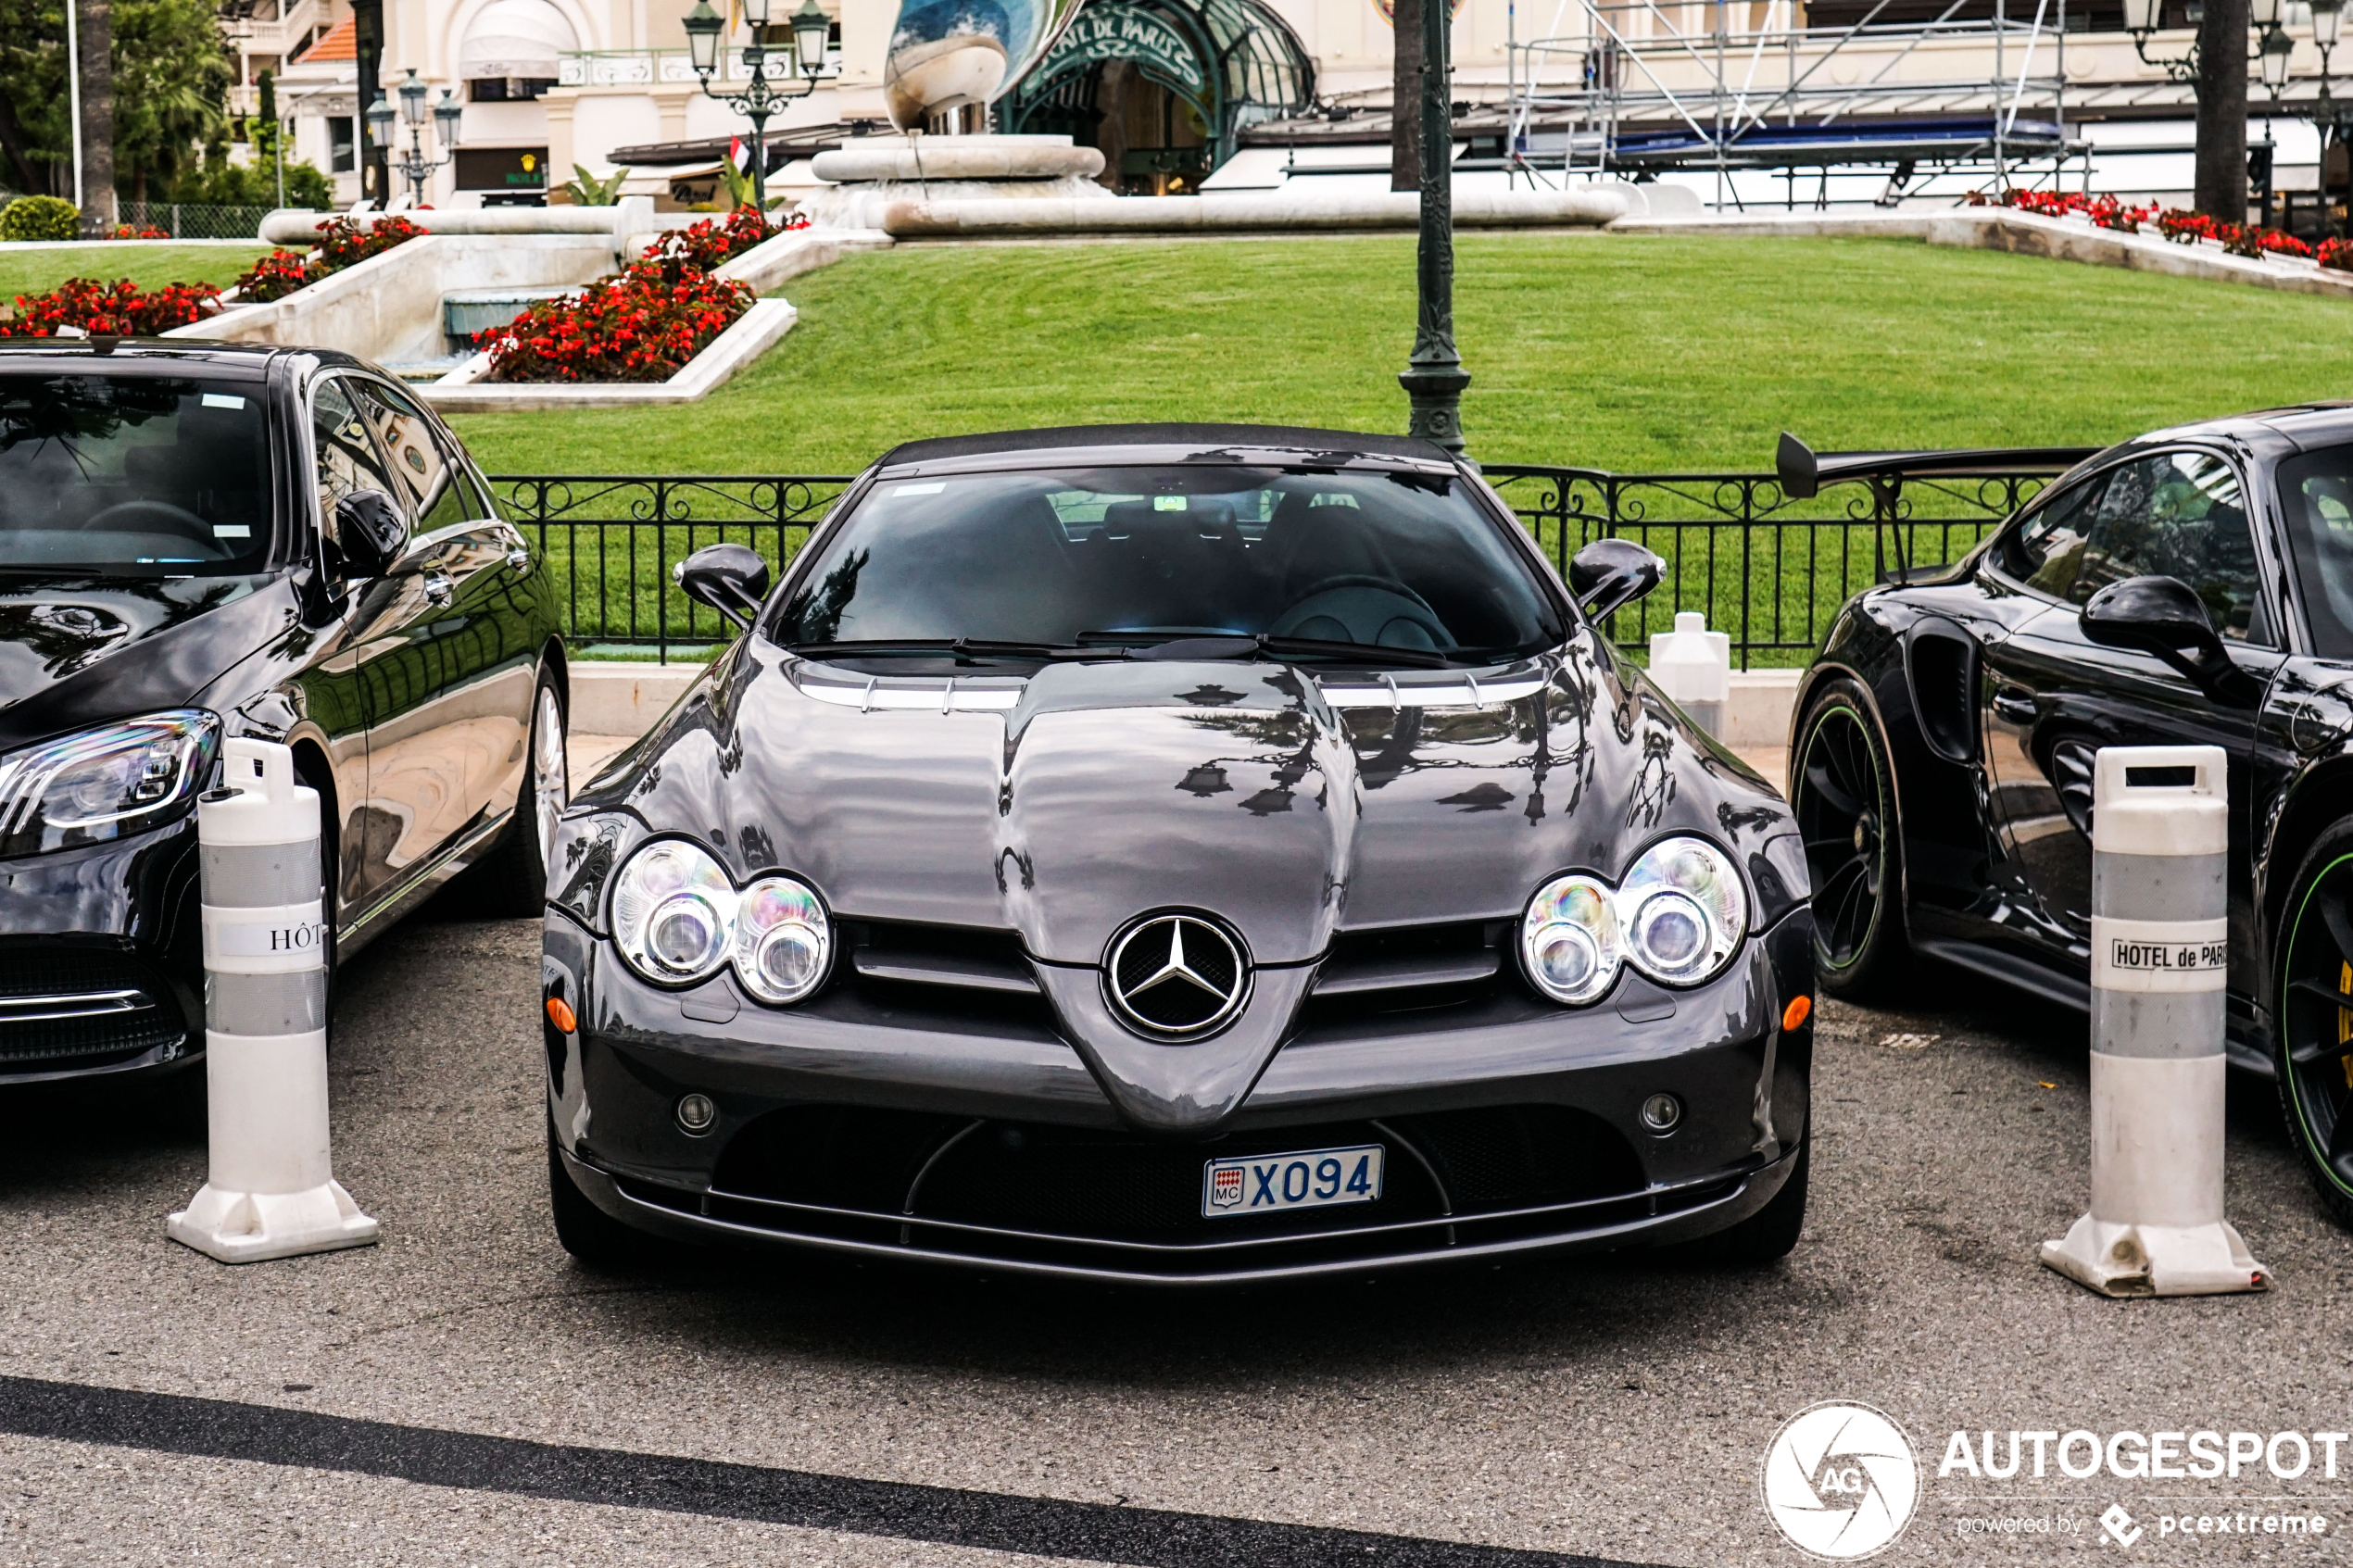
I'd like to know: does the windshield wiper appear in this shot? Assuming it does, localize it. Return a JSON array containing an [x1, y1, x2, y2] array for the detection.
[[1087, 632, 1460, 670], [787, 637, 1111, 662]]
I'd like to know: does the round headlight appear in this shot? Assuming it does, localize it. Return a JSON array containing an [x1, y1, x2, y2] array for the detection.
[[1618, 836, 1746, 986], [733, 875, 831, 1004], [613, 839, 737, 985], [1521, 874, 1622, 1004]]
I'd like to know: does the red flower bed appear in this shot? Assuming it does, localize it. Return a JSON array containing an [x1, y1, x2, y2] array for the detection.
[[2322, 237, 2353, 272], [646, 207, 779, 278], [233, 213, 427, 303], [478, 257, 754, 383], [2158, 207, 2218, 245], [0, 277, 222, 337], [107, 223, 170, 240]]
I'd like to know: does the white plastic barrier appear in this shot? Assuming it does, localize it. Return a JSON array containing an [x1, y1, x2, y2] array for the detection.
[[168, 738, 379, 1264], [1650, 611, 1731, 739], [2040, 746, 2267, 1297]]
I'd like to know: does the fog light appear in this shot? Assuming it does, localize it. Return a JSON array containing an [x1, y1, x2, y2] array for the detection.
[[1641, 1093, 1681, 1133], [676, 1094, 716, 1134]]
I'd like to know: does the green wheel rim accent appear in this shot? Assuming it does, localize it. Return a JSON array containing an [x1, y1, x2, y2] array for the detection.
[[1794, 698, 1889, 972], [2281, 851, 2353, 1198]]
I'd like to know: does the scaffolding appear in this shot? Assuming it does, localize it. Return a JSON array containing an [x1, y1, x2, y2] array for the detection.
[[1504, 0, 2088, 208]]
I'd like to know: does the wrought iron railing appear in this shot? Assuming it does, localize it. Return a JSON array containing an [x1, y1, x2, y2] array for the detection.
[[1483, 463, 2059, 668], [491, 473, 852, 659], [492, 464, 2062, 666]]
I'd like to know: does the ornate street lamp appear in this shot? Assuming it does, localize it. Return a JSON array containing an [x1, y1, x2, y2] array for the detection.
[[1397, 0, 1469, 457], [684, 0, 830, 216], [370, 68, 459, 205]]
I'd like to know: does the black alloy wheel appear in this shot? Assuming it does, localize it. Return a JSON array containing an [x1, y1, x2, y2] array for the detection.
[[2272, 822, 2353, 1229], [1792, 680, 1907, 996]]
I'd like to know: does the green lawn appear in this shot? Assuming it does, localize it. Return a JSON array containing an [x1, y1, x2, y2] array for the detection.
[[447, 232, 2353, 478], [0, 242, 271, 303]]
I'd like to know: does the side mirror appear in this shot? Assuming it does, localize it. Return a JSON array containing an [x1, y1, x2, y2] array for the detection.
[[674, 542, 770, 629], [333, 488, 406, 579], [1568, 537, 1666, 621], [2079, 574, 2257, 702]]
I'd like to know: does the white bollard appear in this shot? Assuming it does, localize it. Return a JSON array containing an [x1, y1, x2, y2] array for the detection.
[[2040, 745, 2266, 1297], [168, 737, 379, 1264], [1649, 610, 1731, 738]]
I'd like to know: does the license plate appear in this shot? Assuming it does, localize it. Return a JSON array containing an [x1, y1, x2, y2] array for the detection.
[[1202, 1144, 1385, 1219]]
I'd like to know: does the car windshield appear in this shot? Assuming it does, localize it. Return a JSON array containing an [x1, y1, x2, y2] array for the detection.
[[0, 373, 271, 576], [2276, 443, 2353, 659], [771, 465, 1563, 662]]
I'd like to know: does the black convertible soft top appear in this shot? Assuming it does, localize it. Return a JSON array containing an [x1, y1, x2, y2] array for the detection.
[[876, 423, 1455, 469]]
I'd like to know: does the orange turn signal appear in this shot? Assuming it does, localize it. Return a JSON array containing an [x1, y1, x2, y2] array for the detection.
[[545, 996, 577, 1034], [1781, 995, 1812, 1033]]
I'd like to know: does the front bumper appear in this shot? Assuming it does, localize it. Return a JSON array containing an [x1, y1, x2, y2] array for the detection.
[[543, 909, 1815, 1284], [0, 820, 204, 1084]]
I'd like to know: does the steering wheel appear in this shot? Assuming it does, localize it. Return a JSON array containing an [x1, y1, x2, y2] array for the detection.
[[1270, 573, 1453, 650], [80, 498, 214, 535]]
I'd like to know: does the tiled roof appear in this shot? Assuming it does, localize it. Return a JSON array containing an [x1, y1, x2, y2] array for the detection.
[[297, 16, 356, 63]]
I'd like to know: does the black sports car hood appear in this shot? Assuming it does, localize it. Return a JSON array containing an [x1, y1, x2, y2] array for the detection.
[[0, 574, 291, 750], [562, 633, 1804, 1133]]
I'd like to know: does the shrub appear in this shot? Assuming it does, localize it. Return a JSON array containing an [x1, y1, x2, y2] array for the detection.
[[0, 277, 222, 336], [479, 258, 753, 383], [0, 196, 82, 242]]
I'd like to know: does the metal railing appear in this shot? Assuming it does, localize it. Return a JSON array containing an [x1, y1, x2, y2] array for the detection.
[[492, 464, 2062, 666], [115, 200, 276, 240], [1484, 462, 2057, 666], [492, 473, 852, 659]]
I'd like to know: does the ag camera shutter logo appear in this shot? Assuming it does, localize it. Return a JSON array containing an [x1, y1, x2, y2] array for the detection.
[[1760, 1400, 1921, 1560]]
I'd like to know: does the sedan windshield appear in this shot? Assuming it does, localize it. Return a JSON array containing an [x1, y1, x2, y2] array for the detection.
[[772, 465, 1562, 662], [0, 373, 271, 576]]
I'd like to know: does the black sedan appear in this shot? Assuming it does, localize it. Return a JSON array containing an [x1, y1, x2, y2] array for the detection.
[[540, 423, 1816, 1284], [1786, 407, 2353, 1227], [0, 340, 568, 1083]]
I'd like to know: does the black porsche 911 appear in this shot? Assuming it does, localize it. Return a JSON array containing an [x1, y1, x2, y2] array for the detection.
[[1785, 407, 2353, 1228], [0, 340, 568, 1084], [540, 424, 1816, 1283]]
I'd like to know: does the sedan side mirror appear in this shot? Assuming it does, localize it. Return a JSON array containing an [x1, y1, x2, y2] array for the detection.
[[333, 489, 406, 580], [2080, 574, 2257, 703], [674, 543, 771, 629], [1568, 537, 1666, 621]]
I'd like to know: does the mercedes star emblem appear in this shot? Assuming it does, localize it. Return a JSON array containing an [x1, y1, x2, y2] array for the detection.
[[1104, 912, 1251, 1039]]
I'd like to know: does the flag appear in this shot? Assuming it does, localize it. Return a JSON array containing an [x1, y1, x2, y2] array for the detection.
[[728, 136, 751, 175]]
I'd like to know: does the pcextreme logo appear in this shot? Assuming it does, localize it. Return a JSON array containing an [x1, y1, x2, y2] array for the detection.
[[1760, 1400, 1922, 1560]]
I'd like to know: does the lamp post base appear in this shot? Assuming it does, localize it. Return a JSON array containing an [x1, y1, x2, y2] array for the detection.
[[1400, 362, 1471, 455]]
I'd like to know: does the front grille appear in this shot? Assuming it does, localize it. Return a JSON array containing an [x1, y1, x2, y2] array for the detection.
[[0, 947, 188, 1071], [682, 1101, 1660, 1277], [1297, 919, 1517, 1030], [828, 921, 1063, 1035]]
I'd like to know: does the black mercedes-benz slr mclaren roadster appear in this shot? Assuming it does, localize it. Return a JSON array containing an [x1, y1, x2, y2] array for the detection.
[[1784, 407, 2353, 1229], [540, 424, 1816, 1284]]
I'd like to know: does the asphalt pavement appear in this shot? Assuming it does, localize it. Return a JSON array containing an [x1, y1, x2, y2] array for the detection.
[[3, 889, 2350, 1567]]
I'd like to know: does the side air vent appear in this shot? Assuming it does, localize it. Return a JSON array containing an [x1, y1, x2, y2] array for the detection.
[[1904, 618, 1979, 766]]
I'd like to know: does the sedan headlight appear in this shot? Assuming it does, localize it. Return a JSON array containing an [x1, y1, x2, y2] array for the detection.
[[0, 710, 220, 859], [611, 837, 831, 1003], [1522, 836, 1747, 1003]]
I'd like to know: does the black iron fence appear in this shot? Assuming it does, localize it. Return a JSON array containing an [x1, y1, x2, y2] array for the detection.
[[492, 463, 2063, 666], [1482, 463, 2060, 668]]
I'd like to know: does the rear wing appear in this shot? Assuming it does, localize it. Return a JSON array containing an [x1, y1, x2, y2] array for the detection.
[[1774, 432, 2101, 500], [1775, 432, 2103, 583]]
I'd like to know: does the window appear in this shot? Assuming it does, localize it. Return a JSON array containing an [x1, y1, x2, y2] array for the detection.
[[350, 380, 466, 534], [311, 377, 406, 561], [0, 374, 270, 574], [772, 465, 1563, 659], [2066, 451, 2264, 642], [2277, 444, 2353, 659], [2003, 474, 2104, 599], [327, 115, 355, 174]]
